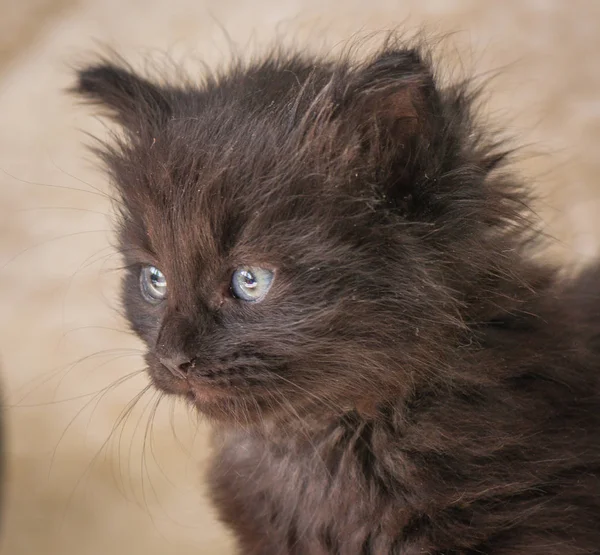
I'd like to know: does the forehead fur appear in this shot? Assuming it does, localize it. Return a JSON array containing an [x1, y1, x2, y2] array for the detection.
[[74, 39, 533, 298], [88, 52, 424, 265]]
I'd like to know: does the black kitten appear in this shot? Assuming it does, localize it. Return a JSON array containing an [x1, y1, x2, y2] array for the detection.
[[73, 39, 600, 554]]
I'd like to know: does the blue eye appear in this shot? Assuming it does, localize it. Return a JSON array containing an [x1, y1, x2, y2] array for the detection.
[[231, 267, 274, 302], [140, 265, 167, 303]]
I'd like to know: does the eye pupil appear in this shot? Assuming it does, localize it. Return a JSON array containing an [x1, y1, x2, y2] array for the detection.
[[241, 270, 257, 288], [151, 270, 163, 285]]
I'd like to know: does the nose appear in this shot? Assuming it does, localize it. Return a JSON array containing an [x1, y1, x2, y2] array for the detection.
[[157, 353, 196, 378], [155, 310, 202, 379]]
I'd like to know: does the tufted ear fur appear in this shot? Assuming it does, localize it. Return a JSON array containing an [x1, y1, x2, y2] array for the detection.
[[335, 49, 441, 214], [346, 49, 436, 142], [337, 47, 519, 235], [72, 61, 172, 132]]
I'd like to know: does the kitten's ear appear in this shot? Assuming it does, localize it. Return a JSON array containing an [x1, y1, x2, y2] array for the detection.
[[72, 62, 171, 130], [339, 48, 442, 212], [345, 48, 437, 151]]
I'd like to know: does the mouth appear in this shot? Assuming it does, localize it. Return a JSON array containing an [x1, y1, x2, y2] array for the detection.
[[182, 378, 262, 422], [185, 380, 236, 404], [144, 356, 276, 423], [147, 362, 244, 414]]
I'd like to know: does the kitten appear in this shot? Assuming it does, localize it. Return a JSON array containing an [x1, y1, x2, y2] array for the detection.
[[73, 39, 600, 554]]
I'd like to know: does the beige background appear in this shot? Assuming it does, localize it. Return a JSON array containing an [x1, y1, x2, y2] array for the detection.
[[0, 1, 599, 554]]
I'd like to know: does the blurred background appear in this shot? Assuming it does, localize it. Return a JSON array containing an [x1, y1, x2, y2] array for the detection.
[[0, 1, 599, 554]]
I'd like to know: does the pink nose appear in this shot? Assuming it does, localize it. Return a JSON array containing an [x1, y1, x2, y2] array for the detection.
[[157, 354, 196, 378]]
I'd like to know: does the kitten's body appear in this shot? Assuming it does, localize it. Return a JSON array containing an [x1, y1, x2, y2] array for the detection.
[[74, 39, 600, 554], [210, 266, 600, 554]]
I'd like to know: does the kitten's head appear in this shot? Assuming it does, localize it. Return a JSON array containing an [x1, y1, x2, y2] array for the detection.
[[73, 42, 529, 424]]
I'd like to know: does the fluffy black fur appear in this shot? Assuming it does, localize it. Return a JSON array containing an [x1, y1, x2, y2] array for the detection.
[[73, 39, 600, 554]]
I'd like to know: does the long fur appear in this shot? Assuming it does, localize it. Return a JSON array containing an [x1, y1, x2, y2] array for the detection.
[[73, 37, 600, 554]]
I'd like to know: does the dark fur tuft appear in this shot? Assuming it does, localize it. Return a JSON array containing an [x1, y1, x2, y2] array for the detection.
[[73, 60, 173, 128]]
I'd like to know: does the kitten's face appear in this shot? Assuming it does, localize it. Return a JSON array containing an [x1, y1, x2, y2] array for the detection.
[[74, 47, 516, 424], [116, 114, 425, 422]]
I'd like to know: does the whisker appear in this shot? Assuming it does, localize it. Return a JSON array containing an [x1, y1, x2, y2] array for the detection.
[[274, 372, 346, 415], [54, 351, 142, 401], [16, 206, 111, 216], [59, 383, 153, 529], [59, 245, 120, 334], [48, 156, 119, 202], [138, 391, 163, 516], [109, 384, 154, 503], [11, 370, 144, 408], [0, 167, 114, 201], [0, 229, 112, 272], [13, 348, 142, 405], [147, 393, 179, 487], [58, 325, 136, 342], [48, 369, 147, 477]]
